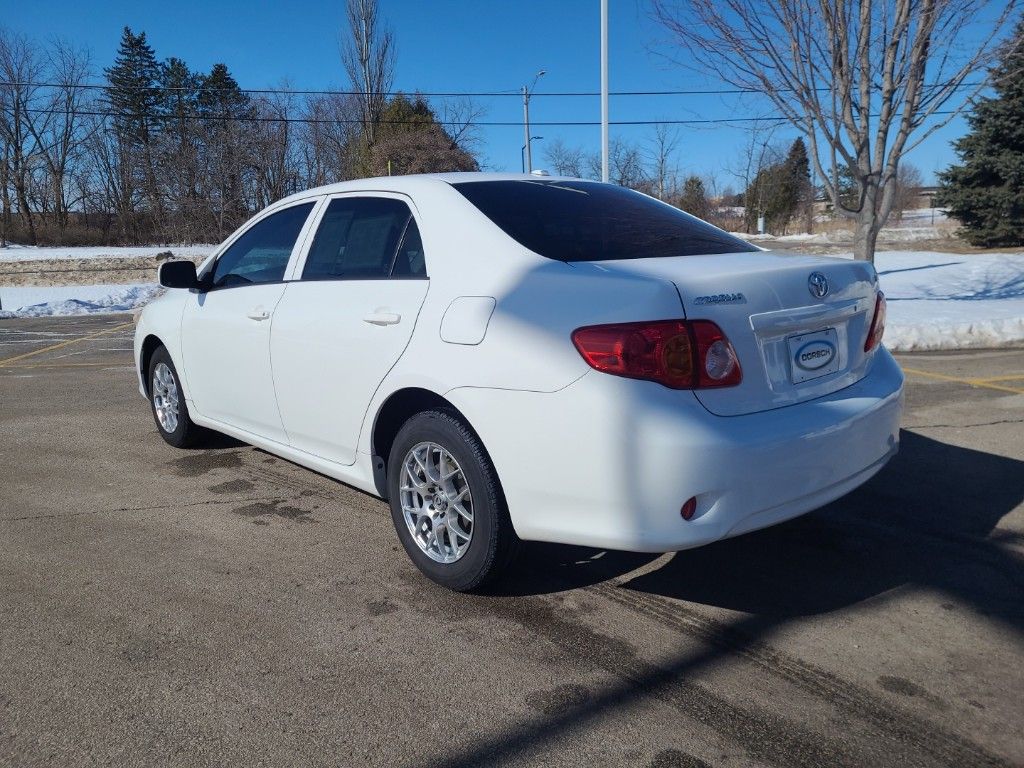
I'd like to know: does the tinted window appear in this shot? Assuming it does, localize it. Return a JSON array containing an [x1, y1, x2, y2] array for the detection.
[[391, 219, 426, 277], [211, 202, 315, 288], [453, 180, 757, 262], [302, 197, 413, 279]]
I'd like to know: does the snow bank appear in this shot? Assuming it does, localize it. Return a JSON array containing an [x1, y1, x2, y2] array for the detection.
[[1, 249, 1021, 353], [870, 251, 1024, 352], [0, 244, 213, 262], [736, 226, 950, 244], [0, 283, 161, 318]]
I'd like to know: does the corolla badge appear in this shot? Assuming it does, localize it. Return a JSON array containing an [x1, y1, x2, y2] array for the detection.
[[795, 339, 836, 371], [808, 271, 829, 299]]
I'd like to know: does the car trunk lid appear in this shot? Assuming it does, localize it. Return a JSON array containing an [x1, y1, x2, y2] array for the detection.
[[575, 250, 880, 416]]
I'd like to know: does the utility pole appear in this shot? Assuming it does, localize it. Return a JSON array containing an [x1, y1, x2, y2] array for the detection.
[[600, 0, 609, 183], [522, 70, 546, 173]]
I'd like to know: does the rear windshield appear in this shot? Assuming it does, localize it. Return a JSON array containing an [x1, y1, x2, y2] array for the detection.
[[452, 180, 756, 262]]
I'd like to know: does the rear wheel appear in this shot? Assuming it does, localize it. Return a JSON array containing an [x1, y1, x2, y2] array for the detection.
[[148, 346, 206, 448], [387, 409, 518, 591]]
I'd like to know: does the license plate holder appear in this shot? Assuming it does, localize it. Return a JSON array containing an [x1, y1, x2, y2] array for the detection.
[[788, 328, 840, 383]]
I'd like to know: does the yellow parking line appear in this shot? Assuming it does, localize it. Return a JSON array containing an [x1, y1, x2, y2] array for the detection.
[[0, 361, 130, 370], [902, 366, 1024, 395], [974, 373, 1024, 383], [0, 322, 133, 367]]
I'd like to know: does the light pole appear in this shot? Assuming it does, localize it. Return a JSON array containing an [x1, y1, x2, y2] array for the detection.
[[521, 136, 543, 173], [522, 69, 545, 173], [600, 0, 609, 182]]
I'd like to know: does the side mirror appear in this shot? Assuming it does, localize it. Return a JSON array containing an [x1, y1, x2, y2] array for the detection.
[[158, 260, 200, 290]]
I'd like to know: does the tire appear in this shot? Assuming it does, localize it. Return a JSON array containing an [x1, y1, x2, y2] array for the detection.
[[147, 346, 206, 448], [387, 409, 519, 591]]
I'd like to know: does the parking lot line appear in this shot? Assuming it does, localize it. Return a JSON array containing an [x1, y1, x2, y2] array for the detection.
[[0, 322, 133, 368], [974, 373, 1024, 383], [901, 366, 1024, 395], [0, 362, 133, 370]]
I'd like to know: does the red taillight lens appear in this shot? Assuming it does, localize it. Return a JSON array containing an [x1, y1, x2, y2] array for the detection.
[[864, 292, 887, 352], [571, 320, 741, 389]]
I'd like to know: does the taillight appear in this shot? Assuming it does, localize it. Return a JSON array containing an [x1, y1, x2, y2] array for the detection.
[[571, 320, 741, 389], [864, 292, 886, 352]]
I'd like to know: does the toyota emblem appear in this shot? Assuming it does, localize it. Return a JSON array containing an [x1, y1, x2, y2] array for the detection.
[[808, 272, 829, 299]]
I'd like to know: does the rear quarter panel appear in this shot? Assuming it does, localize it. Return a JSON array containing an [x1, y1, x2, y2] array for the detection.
[[356, 184, 688, 454]]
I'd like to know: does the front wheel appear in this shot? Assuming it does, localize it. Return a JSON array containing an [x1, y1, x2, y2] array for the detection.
[[148, 346, 207, 448], [387, 409, 519, 591]]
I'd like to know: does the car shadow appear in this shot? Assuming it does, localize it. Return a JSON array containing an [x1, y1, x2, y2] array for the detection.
[[489, 431, 1024, 635]]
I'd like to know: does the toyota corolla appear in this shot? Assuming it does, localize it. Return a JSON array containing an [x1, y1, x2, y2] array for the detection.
[[134, 173, 903, 591]]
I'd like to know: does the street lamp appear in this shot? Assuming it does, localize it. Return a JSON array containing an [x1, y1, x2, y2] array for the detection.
[[521, 136, 544, 173], [522, 69, 546, 173]]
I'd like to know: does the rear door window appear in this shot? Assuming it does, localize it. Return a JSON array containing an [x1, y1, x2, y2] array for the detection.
[[452, 180, 756, 262], [210, 202, 315, 288], [302, 197, 418, 279]]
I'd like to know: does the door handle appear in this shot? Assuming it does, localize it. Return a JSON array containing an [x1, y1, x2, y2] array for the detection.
[[247, 307, 271, 321], [363, 312, 402, 326]]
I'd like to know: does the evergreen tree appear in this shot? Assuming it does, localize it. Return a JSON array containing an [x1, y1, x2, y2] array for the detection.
[[678, 176, 710, 220], [198, 63, 253, 237], [936, 22, 1024, 247], [103, 27, 162, 240], [197, 63, 251, 120], [744, 140, 809, 235], [103, 27, 161, 144], [365, 93, 478, 176], [782, 137, 812, 232], [157, 57, 202, 239]]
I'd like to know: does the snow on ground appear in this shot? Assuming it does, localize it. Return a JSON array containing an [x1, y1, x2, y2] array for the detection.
[[737, 225, 950, 244], [870, 251, 1024, 352], [0, 283, 161, 318], [0, 244, 213, 262], [0, 249, 1021, 352], [892, 208, 948, 226]]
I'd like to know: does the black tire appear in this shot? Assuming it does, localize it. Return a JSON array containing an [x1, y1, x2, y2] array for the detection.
[[387, 409, 519, 591], [147, 346, 207, 448]]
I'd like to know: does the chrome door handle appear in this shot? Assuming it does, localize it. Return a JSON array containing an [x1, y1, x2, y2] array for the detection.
[[247, 308, 271, 321], [363, 312, 401, 326]]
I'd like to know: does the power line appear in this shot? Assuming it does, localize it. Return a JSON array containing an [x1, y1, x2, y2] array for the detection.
[[0, 80, 755, 97], [1, 80, 982, 99], [22, 106, 958, 128]]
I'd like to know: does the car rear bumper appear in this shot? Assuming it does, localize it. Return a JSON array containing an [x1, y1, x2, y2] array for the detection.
[[446, 348, 904, 552]]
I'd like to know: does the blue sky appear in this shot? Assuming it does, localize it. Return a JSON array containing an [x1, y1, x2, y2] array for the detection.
[[4, 0, 980, 186]]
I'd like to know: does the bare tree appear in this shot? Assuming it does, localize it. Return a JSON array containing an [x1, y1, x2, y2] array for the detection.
[[26, 40, 94, 241], [723, 119, 779, 231], [653, 0, 1019, 261], [439, 95, 487, 155], [341, 0, 394, 148], [0, 30, 45, 244], [544, 138, 588, 177], [891, 162, 925, 222], [301, 92, 361, 185], [646, 123, 681, 202], [249, 88, 303, 209], [587, 139, 649, 190]]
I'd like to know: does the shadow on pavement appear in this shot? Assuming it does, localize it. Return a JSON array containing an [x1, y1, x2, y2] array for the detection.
[[491, 431, 1024, 636]]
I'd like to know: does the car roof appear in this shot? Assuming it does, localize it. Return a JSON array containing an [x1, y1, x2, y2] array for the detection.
[[275, 172, 591, 206]]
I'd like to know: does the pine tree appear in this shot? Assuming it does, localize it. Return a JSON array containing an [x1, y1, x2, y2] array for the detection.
[[782, 138, 812, 232], [103, 27, 162, 240], [936, 23, 1024, 247], [678, 176, 710, 220], [103, 27, 161, 144], [198, 64, 253, 237], [744, 139, 810, 234], [157, 57, 202, 239]]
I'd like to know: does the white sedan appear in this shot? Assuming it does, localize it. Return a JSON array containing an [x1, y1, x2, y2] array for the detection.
[[134, 173, 903, 591]]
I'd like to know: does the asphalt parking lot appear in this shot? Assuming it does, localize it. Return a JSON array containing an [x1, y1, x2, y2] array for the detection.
[[1, 314, 1022, 768]]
